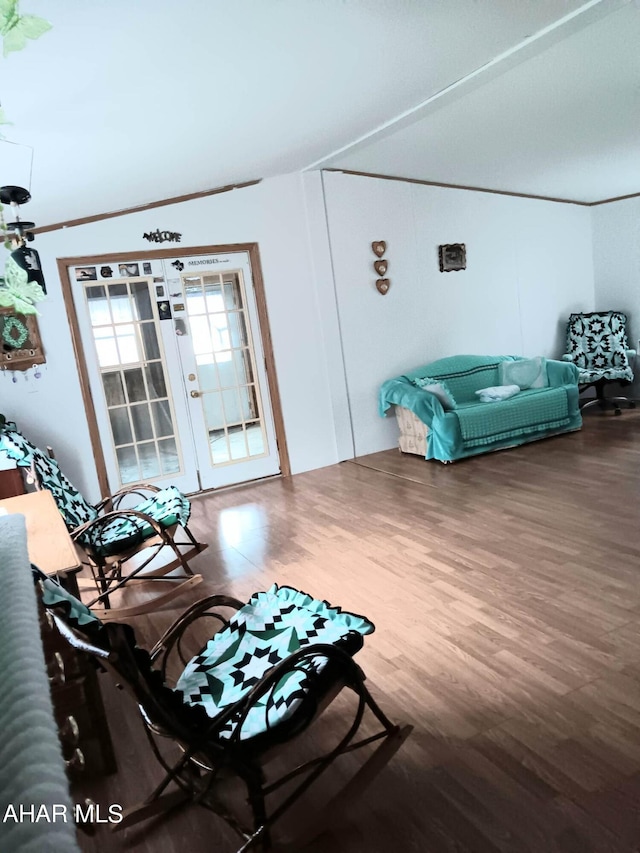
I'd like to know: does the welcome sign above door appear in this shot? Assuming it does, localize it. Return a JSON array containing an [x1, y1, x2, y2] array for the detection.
[[143, 229, 182, 243]]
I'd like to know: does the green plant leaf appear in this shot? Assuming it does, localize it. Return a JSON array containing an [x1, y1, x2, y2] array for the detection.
[[0, 254, 46, 314], [0, 0, 19, 35], [1, 2, 51, 57], [16, 13, 49, 38]]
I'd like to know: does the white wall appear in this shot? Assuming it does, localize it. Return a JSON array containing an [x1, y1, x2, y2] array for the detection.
[[1, 174, 339, 502], [302, 172, 354, 461], [591, 197, 640, 394], [321, 171, 594, 456], [1, 168, 603, 495]]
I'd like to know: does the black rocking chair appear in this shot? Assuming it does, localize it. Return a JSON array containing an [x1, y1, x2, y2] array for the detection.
[[35, 569, 412, 851]]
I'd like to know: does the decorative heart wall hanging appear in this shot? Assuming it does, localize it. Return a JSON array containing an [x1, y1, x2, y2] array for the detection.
[[371, 241, 390, 294]]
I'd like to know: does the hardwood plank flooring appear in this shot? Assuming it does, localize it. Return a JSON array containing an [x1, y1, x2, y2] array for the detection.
[[75, 413, 640, 852]]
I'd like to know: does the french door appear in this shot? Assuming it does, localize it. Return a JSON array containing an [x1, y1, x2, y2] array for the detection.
[[67, 248, 282, 495]]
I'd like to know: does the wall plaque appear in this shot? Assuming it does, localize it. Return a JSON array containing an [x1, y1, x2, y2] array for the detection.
[[1, 308, 46, 371]]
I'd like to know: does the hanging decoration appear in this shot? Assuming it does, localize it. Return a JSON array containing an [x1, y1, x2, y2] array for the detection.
[[0, 2, 52, 138], [11, 243, 46, 291], [438, 243, 466, 273], [143, 229, 182, 244], [0, 1, 51, 58], [371, 241, 391, 295], [1, 4, 52, 325], [0, 306, 45, 371], [2, 313, 28, 347], [0, 186, 47, 312], [0, 253, 45, 313]]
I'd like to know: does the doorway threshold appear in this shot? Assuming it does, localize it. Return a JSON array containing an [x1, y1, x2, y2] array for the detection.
[[187, 472, 283, 499]]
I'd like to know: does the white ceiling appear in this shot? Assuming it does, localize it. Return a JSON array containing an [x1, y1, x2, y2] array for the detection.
[[323, 0, 640, 203], [0, 0, 637, 226]]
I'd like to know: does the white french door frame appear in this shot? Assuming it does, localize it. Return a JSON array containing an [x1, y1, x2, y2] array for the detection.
[[58, 243, 290, 499]]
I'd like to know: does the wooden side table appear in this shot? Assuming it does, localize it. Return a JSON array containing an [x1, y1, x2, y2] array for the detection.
[[0, 489, 82, 580], [0, 490, 117, 778]]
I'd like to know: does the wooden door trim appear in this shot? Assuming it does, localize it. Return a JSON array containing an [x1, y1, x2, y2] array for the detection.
[[58, 243, 290, 499], [246, 244, 290, 477], [57, 258, 112, 498]]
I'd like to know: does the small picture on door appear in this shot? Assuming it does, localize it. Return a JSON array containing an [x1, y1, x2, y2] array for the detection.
[[157, 300, 172, 320], [118, 263, 140, 277], [75, 266, 97, 281]]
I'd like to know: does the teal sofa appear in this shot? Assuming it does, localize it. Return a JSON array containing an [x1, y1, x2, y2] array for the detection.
[[379, 354, 582, 463]]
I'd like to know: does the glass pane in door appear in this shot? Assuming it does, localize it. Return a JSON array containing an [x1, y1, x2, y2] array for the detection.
[[184, 271, 268, 467], [84, 279, 182, 486]]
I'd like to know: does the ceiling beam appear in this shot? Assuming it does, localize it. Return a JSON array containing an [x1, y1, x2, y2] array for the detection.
[[304, 0, 629, 172], [33, 180, 262, 234]]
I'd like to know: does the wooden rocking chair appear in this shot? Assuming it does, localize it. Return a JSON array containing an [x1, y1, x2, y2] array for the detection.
[[1, 424, 206, 619], [35, 570, 412, 851]]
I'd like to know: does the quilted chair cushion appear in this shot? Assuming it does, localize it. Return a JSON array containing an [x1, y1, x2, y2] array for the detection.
[[37, 572, 106, 645], [0, 428, 191, 558], [83, 487, 191, 557], [176, 585, 374, 741], [566, 312, 634, 384], [0, 428, 98, 529]]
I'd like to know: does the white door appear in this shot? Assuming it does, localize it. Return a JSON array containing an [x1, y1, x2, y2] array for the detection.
[[69, 249, 281, 495], [175, 252, 280, 490]]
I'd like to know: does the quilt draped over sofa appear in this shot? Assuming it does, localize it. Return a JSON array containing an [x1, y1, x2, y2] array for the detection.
[[379, 354, 582, 462]]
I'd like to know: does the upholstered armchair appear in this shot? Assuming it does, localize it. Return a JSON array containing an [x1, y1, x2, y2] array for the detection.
[[563, 311, 636, 414]]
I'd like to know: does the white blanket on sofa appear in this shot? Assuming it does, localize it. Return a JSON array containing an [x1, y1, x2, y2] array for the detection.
[[475, 384, 520, 403]]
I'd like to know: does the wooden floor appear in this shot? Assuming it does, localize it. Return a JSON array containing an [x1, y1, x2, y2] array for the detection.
[[76, 412, 640, 853]]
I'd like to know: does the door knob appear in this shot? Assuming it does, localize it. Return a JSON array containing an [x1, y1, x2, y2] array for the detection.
[[190, 390, 201, 398]]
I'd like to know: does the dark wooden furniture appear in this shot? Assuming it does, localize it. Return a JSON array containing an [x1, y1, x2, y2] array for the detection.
[[38, 597, 117, 779], [0, 491, 116, 779], [0, 465, 25, 498]]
